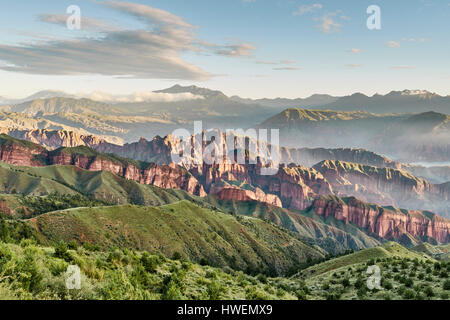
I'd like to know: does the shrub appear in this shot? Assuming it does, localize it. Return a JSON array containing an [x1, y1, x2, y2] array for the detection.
[[256, 274, 267, 284], [424, 286, 434, 297], [404, 278, 414, 288], [295, 289, 307, 300], [82, 242, 100, 252], [245, 286, 269, 300], [67, 240, 78, 250], [354, 277, 364, 289], [171, 251, 182, 261], [342, 278, 351, 288], [140, 252, 158, 273], [382, 280, 393, 290], [443, 279, 450, 291], [54, 241, 72, 262], [402, 289, 415, 300], [207, 281, 223, 300], [162, 279, 183, 300]]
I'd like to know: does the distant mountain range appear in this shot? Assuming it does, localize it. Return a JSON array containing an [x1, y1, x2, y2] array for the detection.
[[0, 84, 449, 161], [259, 108, 450, 162], [0, 133, 449, 246], [317, 90, 450, 114]]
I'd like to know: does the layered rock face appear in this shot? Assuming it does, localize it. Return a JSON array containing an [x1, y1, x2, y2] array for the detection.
[[5, 128, 120, 150], [95, 135, 178, 165], [47, 150, 207, 197], [212, 186, 283, 208], [280, 147, 403, 169], [313, 160, 450, 218], [0, 135, 206, 197], [3, 128, 407, 169], [192, 163, 333, 211], [312, 196, 450, 243], [0, 134, 46, 166]]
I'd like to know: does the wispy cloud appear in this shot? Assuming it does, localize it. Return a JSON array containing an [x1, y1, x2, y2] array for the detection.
[[314, 12, 342, 33], [348, 48, 362, 54], [0, 0, 255, 80], [213, 43, 256, 57], [346, 64, 363, 68], [273, 67, 300, 71], [102, 0, 192, 28], [78, 91, 205, 103], [256, 60, 295, 65], [293, 3, 323, 16], [389, 65, 415, 70], [386, 41, 401, 48], [39, 14, 116, 31]]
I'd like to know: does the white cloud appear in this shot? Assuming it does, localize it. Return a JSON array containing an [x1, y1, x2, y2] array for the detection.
[[213, 43, 256, 57], [346, 64, 363, 68], [314, 13, 342, 33], [78, 91, 205, 103], [39, 14, 116, 31], [256, 60, 295, 65], [273, 67, 300, 71], [102, 0, 192, 28], [387, 41, 401, 48], [0, 1, 255, 80], [389, 65, 415, 70], [293, 4, 323, 16], [349, 48, 362, 54]]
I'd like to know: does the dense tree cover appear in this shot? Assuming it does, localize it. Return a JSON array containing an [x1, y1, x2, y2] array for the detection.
[[19, 193, 109, 217]]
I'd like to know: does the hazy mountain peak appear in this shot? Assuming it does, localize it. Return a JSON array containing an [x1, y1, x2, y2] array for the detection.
[[400, 89, 434, 96], [24, 90, 74, 101], [407, 111, 449, 122], [349, 92, 369, 98], [155, 84, 227, 99]]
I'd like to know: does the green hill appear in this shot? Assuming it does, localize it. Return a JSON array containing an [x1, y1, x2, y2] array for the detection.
[[0, 239, 301, 300], [29, 200, 324, 276], [0, 133, 46, 153], [412, 243, 450, 261], [286, 242, 450, 300], [0, 161, 199, 206], [206, 197, 380, 254], [296, 242, 432, 280]]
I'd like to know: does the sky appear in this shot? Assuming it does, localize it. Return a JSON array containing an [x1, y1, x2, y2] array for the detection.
[[0, 0, 449, 99]]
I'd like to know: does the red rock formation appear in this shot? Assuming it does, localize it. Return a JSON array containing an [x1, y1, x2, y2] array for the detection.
[[46, 150, 206, 197], [210, 184, 283, 208], [0, 135, 206, 197], [0, 136, 46, 166], [312, 196, 450, 243], [192, 163, 333, 210], [0, 200, 12, 217], [313, 160, 450, 218], [6, 129, 110, 150]]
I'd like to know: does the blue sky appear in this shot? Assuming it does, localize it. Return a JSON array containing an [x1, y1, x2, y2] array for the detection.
[[0, 0, 449, 98]]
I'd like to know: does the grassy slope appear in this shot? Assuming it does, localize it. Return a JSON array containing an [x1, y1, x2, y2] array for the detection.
[[0, 134, 45, 152], [0, 161, 199, 206], [292, 242, 450, 300], [0, 194, 25, 218], [412, 243, 450, 261], [29, 200, 324, 275], [0, 240, 298, 300], [297, 242, 432, 280], [206, 197, 380, 254]]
